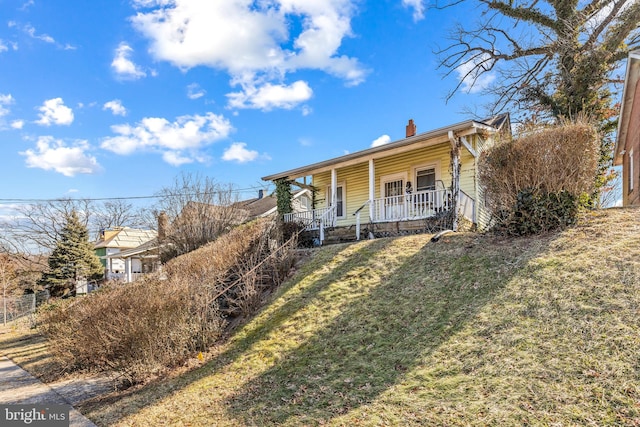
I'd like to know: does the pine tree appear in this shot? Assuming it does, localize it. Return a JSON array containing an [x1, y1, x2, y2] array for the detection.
[[39, 211, 103, 296]]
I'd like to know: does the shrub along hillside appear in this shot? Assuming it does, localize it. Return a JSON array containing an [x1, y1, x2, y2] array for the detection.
[[39, 218, 298, 384], [81, 207, 640, 426]]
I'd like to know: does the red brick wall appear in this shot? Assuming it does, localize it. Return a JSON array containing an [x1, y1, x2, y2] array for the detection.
[[624, 80, 640, 205]]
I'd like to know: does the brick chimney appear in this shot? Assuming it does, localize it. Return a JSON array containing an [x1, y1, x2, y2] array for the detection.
[[406, 119, 416, 138], [157, 211, 168, 240]]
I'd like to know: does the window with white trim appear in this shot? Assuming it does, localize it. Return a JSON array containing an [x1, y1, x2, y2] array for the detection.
[[327, 184, 345, 218], [416, 167, 436, 191]]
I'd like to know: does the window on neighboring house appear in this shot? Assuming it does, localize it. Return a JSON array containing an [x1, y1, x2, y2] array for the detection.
[[416, 167, 436, 192], [327, 184, 345, 217], [630, 149, 635, 192], [298, 195, 311, 211]]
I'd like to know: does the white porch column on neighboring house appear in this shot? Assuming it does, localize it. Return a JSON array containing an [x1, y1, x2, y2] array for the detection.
[[369, 159, 375, 221], [125, 257, 132, 283]]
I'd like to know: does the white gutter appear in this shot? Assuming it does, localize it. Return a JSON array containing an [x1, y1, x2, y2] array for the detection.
[[262, 117, 501, 182]]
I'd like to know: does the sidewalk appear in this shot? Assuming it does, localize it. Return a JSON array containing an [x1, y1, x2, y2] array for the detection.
[[0, 356, 97, 427]]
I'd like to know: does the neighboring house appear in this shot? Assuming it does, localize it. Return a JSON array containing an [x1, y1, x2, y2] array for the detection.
[[94, 227, 157, 282], [615, 50, 640, 206], [234, 189, 313, 220], [262, 115, 511, 241], [100, 192, 313, 284]]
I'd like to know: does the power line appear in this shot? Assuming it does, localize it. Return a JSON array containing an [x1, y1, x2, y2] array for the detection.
[[0, 185, 273, 204]]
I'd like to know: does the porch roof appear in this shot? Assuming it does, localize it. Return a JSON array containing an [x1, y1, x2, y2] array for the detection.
[[615, 50, 640, 166], [262, 115, 506, 182], [101, 238, 159, 260]]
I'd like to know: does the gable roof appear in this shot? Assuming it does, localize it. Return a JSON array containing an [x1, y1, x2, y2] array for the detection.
[[261, 114, 509, 182], [234, 189, 312, 219], [94, 227, 157, 250], [102, 237, 160, 259], [615, 51, 640, 166], [234, 195, 277, 218]]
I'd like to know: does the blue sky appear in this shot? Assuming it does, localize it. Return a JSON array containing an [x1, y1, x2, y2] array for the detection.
[[0, 0, 492, 209]]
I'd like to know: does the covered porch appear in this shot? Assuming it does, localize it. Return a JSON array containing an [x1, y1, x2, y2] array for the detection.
[[263, 116, 507, 243], [102, 239, 161, 283], [284, 186, 475, 241]]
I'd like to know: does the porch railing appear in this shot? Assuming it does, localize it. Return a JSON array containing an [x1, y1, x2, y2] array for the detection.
[[283, 206, 337, 230], [370, 189, 452, 222]]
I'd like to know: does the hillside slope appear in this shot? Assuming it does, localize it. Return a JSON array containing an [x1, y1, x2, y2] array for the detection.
[[85, 208, 640, 426]]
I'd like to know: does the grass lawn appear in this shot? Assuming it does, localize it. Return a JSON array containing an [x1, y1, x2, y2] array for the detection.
[[85, 208, 640, 426], [3, 207, 640, 426], [0, 322, 66, 383]]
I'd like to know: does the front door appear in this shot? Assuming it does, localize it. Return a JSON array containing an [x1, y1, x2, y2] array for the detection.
[[382, 177, 405, 220]]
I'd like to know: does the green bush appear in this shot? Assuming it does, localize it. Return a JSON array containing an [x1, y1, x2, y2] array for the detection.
[[508, 189, 579, 235]]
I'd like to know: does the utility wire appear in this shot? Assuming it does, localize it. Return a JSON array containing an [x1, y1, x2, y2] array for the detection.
[[0, 185, 273, 204]]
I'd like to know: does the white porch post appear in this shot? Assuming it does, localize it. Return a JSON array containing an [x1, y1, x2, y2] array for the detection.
[[125, 257, 132, 283], [331, 168, 337, 213], [369, 159, 375, 221]]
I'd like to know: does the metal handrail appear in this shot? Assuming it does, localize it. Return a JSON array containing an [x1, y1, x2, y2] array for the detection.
[[353, 200, 370, 216]]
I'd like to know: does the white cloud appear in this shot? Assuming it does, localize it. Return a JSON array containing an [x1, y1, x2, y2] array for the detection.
[[187, 83, 206, 100], [11, 120, 24, 129], [35, 98, 74, 126], [162, 151, 195, 166], [19, 1, 35, 11], [130, 0, 368, 109], [111, 42, 147, 80], [402, 0, 425, 21], [24, 24, 55, 43], [371, 134, 391, 147], [222, 142, 259, 163], [456, 53, 496, 94], [101, 112, 232, 165], [0, 39, 18, 53], [20, 136, 101, 177], [132, 0, 174, 7], [0, 94, 14, 118], [227, 80, 313, 111], [103, 99, 127, 116]]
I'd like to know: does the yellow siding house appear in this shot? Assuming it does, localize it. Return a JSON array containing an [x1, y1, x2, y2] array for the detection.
[[262, 114, 510, 242]]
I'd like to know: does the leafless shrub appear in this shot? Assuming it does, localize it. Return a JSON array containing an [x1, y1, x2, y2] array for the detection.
[[38, 217, 299, 385], [152, 172, 248, 261], [39, 277, 222, 385], [480, 119, 600, 234]]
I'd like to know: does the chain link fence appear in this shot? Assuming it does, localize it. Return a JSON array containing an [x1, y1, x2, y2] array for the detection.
[[1, 291, 49, 326]]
